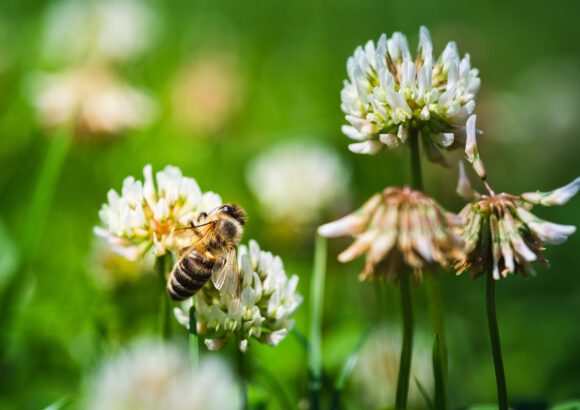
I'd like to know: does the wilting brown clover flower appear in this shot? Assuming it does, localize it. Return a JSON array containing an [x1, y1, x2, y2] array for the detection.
[[456, 115, 579, 279], [318, 187, 464, 281]]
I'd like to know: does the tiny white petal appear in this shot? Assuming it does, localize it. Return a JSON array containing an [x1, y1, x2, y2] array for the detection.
[[318, 214, 367, 237], [348, 140, 383, 155], [341, 125, 364, 140], [379, 133, 400, 149], [397, 125, 408, 143]]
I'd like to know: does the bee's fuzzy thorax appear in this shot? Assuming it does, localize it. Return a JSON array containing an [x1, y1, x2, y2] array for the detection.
[[224, 204, 247, 225]]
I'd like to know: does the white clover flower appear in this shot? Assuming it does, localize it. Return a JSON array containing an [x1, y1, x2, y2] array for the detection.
[[95, 164, 222, 260], [171, 52, 243, 135], [352, 326, 433, 409], [30, 64, 156, 137], [341, 26, 480, 163], [246, 141, 350, 225], [85, 340, 240, 410], [43, 0, 155, 64], [174, 240, 302, 352]]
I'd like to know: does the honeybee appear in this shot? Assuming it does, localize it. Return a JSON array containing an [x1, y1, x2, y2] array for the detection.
[[167, 204, 247, 302]]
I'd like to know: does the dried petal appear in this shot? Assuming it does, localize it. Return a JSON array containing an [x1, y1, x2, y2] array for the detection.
[[464, 115, 486, 179], [322, 187, 463, 282], [456, 161, 479, 200], [521, 177, 580, 206]]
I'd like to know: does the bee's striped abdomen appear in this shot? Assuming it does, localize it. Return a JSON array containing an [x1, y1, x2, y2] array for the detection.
[[167, 250, 215, 301]]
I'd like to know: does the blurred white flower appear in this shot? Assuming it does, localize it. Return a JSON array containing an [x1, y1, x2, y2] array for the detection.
[[341, 26, 480, 163], [43, 0, 155, 64], [30, 64, 155, 137], [246, 141, 350, 225], [174, 240, 302, 352], [88, 238, 155, 288], [85, 340, 240, 410], [94, 164, 222, 260], [352, 326, 433, 409], [171, 52, 243, 135]]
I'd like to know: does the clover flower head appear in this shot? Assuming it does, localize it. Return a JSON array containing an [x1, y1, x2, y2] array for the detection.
[[457, 116, 579, 279], [85, 340, 239, 410], [95, 164, 222, 260], [456, 184, 578, 279], [171, 52, 243, 135], [174, 239, 302, 352], [246, 141, 350, 225], [30, 64, 156, 137], [43, 0, 155, 64], [318, 187, 464, 282], [341, 26, 480, 163]]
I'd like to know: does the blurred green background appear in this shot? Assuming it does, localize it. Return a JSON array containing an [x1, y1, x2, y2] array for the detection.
[[0, 0, 579, 409]]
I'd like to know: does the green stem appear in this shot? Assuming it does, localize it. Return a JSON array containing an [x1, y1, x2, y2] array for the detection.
[[486, 271, 508, 410], [309, 235, 327, 410], [409, 128, 423, 191], [188, 304, 199, 370], [237, 347, 249, 410], [155, 255, 171, 340], [0, 130, 71, 346], [395, 270, 414, 410], [409, 129, 448, 409]]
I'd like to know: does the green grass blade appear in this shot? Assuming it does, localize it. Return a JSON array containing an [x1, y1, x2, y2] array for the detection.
[[308, 234, 327, 410], [415, 377, 435, 410], [189, 303, 199, 370]]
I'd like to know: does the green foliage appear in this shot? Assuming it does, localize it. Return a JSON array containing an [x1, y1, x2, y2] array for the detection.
[[550, 401, 580, 410]]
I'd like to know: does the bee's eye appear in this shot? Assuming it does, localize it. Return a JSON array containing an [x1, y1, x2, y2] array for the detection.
[[221, 205, 232, 214]]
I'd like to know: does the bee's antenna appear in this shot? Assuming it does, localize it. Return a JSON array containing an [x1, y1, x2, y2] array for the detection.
[[208, 206, 220, 215]]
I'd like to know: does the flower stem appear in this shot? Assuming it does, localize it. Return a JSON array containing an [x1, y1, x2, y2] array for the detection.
[[486, 271, 508, 410], [309, 235, 327, 410], [409, 129, 448, 409], [409, 128, 423, 191], [395, 270, 414, 410], [237, 347, 249, 410], [188, 304, 199, 370], [154, 255, 171, 340]]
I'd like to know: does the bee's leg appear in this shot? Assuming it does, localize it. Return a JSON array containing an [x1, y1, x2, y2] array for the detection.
[[197, 212, 208, 223]]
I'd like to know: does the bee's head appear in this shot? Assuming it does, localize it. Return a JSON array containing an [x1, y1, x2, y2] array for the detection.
[[219, 204, 247, 225]]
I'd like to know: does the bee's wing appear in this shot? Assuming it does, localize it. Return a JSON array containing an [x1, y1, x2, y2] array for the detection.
[[211, 249, 241, 302], [174, 220, 217, 255]]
